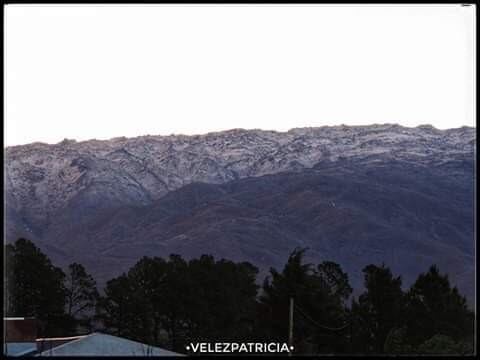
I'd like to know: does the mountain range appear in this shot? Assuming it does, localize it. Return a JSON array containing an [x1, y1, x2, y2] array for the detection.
[[4, 124, 475, 301]]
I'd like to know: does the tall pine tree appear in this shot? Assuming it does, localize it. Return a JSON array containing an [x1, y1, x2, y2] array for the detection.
[[5, 238, 68, 336], [351, 264, 405, 353]]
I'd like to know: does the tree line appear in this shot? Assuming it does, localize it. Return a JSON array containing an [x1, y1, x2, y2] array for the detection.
[[5, 238, 474, 355]]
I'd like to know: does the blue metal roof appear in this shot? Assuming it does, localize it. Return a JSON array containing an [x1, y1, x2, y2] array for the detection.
[[4, 342, 37, 356]]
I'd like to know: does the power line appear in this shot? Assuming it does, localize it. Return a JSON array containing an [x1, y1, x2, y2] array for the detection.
[[294, 303, 349, 332]]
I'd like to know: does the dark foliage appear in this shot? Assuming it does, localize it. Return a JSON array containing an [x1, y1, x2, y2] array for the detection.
[[5, 238, 68, 336], [351, 264, 405, 353], [4, 239, 474, 355], [257, 248, 350, 354], [65, 263, 99, 332], [96, 254, 259, 352], [403, 265, 474, 350]]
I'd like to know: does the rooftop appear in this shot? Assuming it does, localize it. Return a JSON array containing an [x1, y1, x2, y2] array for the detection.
[[36, 332, 183, 356]]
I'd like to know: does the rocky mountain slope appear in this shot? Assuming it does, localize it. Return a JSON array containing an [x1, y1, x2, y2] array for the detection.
[[4, 124, 475, 299]]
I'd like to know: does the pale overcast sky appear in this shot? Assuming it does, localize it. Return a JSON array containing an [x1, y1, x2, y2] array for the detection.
[[4, 4, 476, 146]]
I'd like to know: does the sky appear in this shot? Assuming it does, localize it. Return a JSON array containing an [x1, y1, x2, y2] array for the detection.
[[4, 4, 476, 146]]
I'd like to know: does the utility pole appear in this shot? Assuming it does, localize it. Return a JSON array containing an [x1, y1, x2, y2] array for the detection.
[[349, 312, 353, 353], [288, 297, 294, 356]]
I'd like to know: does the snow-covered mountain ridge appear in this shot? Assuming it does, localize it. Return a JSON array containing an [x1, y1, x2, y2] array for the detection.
[[5, 124, 475, 230]]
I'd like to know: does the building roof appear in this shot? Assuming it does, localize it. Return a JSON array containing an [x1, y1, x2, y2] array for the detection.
[[4, 317, 37, 342], [36, 333, 183, 356], [4, 342, 37, 357], [36, 335, 87, 342]]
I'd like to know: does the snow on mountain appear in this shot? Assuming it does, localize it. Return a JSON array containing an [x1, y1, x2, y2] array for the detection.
[[4, 124, 475, 300]]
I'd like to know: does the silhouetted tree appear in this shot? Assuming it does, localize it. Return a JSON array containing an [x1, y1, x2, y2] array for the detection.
[[186, 256, 259, 343], [5, 238, 68, 336], [96, 274, 137, 339], [404, 265, 474, 351], [383, 326, 413, 354], [65, 263, 99, 332], [128, 256, 169, 345], [159, 254, 189, 351], [258, 248, 350, 354], [96, 254, 259, 352], [417, 334, 473, 355], [351, 264, 405, 354], [5, 238, 475, 355], [316, 261, 353, 304]]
